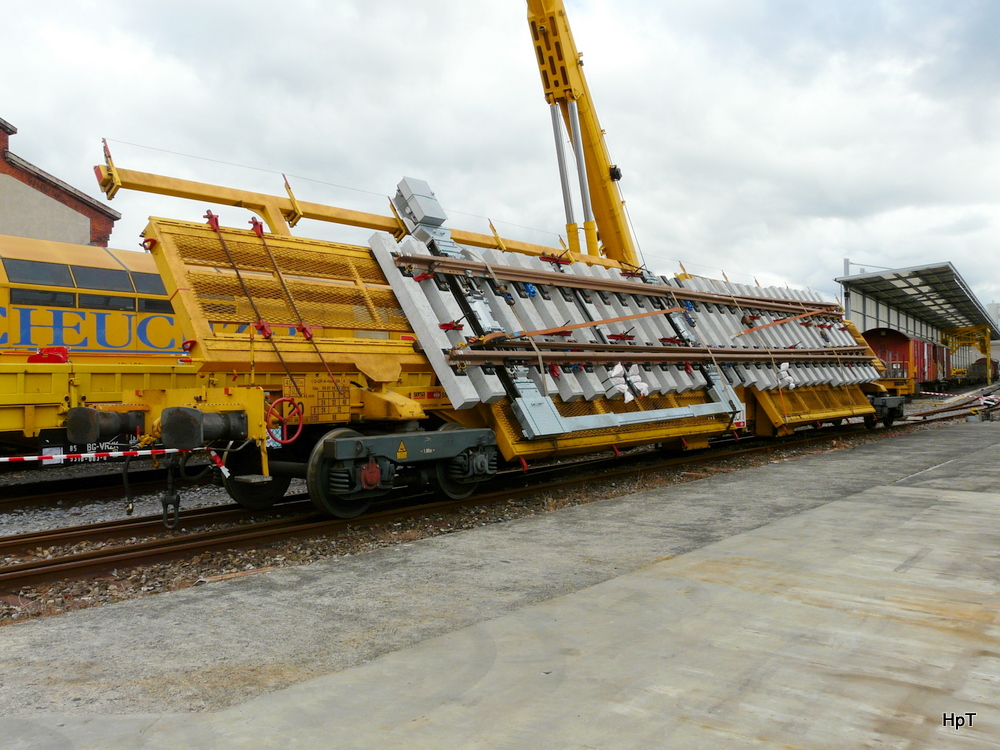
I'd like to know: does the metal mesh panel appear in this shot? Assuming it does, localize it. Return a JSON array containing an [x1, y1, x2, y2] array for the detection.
[[175, 229, 389, 284], [168, 225, 410, 334]]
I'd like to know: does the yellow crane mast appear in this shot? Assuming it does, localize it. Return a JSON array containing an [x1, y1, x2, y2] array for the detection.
[[526, 0, 639, 267]]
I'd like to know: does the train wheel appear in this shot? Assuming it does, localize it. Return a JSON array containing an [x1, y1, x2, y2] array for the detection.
[[223, 447, 291, 510], [863, 414, 877, 429], [306, 428, 373, 519], [434, 423, 479, 500], [882, 417, 895, 428]]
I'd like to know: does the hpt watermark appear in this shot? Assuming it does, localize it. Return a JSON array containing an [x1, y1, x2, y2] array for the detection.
[[942, 712, 976, 730]]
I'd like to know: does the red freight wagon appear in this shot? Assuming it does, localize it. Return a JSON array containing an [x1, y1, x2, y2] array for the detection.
[[863, 328, 951, 396]]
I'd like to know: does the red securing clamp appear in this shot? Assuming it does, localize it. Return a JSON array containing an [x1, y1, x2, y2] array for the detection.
[[548, 364, 562, 379], [27, 347, 69, 364], [540, 255, 572, 265], [612, 445, 621, 458], [141, 238, 157, 251], [607, 333, 635, 341], [741, 314, 760, 325], [620, 270, 644, 278], [439, 321, 465, 331], [684, 362, 693, 375], [838, 326, 848, 331], [413, 271, 435, 282], [799, 321, 813, 327], [254, 320, 273, 338], [181, 339, 197, 352], [204, 210, 221, 231], [296, 323, 318, 340], [249, 217, 265, 237], [518, 456, 529, 472], [659, 336, 683, 344]]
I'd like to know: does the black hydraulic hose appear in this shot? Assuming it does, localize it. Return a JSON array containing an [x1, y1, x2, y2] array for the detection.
[[178, 451, 213, 482]]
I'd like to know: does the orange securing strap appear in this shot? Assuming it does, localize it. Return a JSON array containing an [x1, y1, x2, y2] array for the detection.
[[733, 308, 832, 339]]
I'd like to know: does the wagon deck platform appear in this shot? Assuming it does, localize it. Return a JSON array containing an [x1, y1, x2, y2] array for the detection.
[[3, 422, 1000, 749]]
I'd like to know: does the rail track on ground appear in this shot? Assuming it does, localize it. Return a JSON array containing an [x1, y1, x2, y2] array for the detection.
[[0, 468, 168, 509], [0, 417, 959, 594]]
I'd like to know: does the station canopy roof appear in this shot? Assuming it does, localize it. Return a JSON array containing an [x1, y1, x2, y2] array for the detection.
[[835, 261, 999, 340]]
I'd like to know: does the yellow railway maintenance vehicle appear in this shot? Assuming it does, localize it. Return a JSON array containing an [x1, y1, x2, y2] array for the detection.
[[0, 234, 291, 456], [67, 0, 899, 518], [0, 234, 193, 455]]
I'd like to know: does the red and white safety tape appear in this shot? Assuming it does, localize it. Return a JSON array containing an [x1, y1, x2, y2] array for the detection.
[[0, 447, 194, 464], [0, 445, 235, 479], [206, 449, 231, 478], [917, 391, 954, 397]]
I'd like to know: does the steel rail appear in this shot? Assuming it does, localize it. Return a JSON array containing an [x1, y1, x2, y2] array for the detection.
[[448, 348, 874, 365], [393, 255, 839, 315], [0, 469, 163, 509], [0, 500, 312, 556], [469, 340, 870, 356], [905, 402, 980, 419]]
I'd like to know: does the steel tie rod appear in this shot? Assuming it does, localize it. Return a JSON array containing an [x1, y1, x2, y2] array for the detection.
[[249, 217, 344, 395], [204, 211, 302, 397]]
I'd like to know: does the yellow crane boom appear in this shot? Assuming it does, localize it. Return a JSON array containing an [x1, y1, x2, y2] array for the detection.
[[526, 0, 639, 267]]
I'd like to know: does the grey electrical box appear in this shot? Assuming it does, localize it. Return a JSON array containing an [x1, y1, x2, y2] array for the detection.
[[395, 177, 448, 227]]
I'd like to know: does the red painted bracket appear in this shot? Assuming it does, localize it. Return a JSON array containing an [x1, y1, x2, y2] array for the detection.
[[296, 323, 319, 340], [27, 347, 69, 363], [204, 210, 221, 231]]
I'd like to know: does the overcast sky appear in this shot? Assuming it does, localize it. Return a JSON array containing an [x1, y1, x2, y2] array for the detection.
[[5, 0, 1000, 304]]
